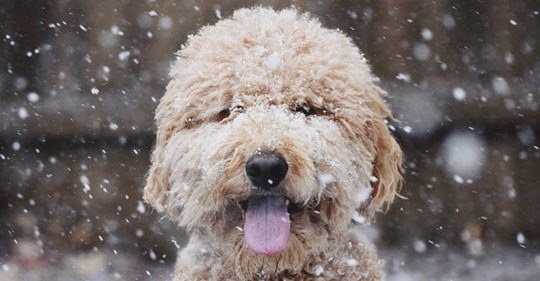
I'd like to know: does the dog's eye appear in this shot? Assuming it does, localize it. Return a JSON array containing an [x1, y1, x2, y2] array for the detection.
[[215, 105, 245, 122], [216, 109, 231, 121], [230, 105, 245, 114], [293, 105, 317, 116]]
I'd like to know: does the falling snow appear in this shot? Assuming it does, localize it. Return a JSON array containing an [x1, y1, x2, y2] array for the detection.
[[516, 232, 526, 244], [118, 50, 131, 61], [421, 28, 433, 41], [452, 87, 466, 101], [26, 92, 40, 102], [396, 73, 411, 83], [17, 107, 28, 119], [492, 77, 510, 95], [441, 131, 486, 180], [1, 2, 539, 281]]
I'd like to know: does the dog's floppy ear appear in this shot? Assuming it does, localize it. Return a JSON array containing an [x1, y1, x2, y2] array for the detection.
[[354, 85, 403, 218], [364, 116, 403, 217], [144, 127, 172, 213], [144, 92, 180, 213]]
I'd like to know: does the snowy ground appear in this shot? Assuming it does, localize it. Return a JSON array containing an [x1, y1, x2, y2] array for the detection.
[[0, 245, 538, 280]]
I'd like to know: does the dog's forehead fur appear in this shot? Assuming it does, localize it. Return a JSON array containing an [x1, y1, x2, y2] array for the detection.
[[163, 8, 384, 128], [148, 7, 401, 217]]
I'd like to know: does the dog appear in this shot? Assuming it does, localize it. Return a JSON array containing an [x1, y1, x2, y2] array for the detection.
[[144, 7, 402, 281]]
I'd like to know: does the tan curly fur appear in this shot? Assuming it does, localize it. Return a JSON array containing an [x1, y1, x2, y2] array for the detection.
[[144, 7, 402, 281]]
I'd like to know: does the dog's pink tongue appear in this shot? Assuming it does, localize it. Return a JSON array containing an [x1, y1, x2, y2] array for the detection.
[[244, 195, 290, 255]]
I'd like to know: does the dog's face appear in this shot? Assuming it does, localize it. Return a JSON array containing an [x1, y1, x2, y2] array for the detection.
[[145, 8, 401, 278]]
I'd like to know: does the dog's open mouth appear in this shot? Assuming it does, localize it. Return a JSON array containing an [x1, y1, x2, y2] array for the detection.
[[241, 195, 291, 256]]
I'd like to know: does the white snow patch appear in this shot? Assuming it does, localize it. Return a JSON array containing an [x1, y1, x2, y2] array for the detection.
[[345, 258, 358, 267], [91, 87, 99, 95], [352, 211, 367, 224], [318, 172, 335, 187], [264, 52, 282, 69], [314, 264, 324, 276], [355, 186, 373, 205]]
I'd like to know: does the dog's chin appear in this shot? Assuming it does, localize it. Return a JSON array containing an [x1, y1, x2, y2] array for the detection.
[[233, 230, 308, 280]]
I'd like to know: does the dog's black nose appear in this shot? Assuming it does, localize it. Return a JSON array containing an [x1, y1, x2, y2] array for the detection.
[[245, 152, 288, 189]]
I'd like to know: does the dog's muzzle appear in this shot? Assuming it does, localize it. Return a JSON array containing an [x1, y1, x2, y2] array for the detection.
[[243, 151, 291, 255]]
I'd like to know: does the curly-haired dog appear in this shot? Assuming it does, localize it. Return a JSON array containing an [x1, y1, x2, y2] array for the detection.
[[145, 7, 402, 281]]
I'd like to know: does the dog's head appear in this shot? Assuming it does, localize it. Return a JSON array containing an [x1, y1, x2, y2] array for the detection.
[[145, 7, 401, 277]]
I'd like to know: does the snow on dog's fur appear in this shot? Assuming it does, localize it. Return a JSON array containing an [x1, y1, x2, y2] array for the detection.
[[144, 7, 402, 281]]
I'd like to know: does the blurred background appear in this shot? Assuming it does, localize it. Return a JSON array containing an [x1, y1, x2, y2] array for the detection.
[[1, 0, 539, 280]]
